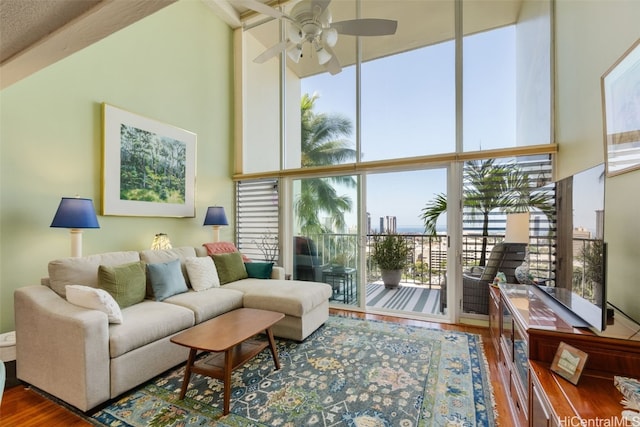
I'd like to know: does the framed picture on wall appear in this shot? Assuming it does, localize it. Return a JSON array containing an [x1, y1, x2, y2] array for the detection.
[[102, 103, 196, 217], [601, 38, 640, 177]]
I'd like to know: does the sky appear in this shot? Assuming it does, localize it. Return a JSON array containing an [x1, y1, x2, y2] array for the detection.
[[301, 25, 517, 231]]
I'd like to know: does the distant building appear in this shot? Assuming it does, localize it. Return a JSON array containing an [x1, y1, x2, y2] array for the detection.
[[380, 216, 397, 234], [573, 226, 591, 256]]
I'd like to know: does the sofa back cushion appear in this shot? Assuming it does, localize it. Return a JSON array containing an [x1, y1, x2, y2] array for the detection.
[[98, 261, 147, 308], [48, 251, 141, 298]]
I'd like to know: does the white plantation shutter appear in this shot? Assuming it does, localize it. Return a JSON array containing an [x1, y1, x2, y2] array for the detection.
[[236, 179, 280, 263]]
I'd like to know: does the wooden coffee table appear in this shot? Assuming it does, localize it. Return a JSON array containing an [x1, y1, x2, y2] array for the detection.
[[170, 308, 285, 415]]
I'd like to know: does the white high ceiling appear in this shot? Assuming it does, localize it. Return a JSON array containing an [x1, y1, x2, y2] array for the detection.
[[244, 0, 522, 78], [0, 0, 522, 88]]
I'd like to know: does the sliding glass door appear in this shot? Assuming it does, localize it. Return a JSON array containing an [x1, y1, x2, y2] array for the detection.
[[364, 169, 448, 317], [292, 175, 361, 307]]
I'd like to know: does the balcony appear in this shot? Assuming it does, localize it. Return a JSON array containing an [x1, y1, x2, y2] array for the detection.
[[301, 232, 555, 314]]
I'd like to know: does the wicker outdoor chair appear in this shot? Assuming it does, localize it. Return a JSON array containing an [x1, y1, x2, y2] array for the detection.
[[461, 242, 527, 314]]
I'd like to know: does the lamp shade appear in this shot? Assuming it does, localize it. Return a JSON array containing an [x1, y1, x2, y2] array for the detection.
[[505, 212, 530, 243], [203, 206, 228, 226], [50, 197, 100, 229]]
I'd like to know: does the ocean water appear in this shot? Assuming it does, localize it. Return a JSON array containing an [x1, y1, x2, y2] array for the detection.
[[395, 226, 446, 234]]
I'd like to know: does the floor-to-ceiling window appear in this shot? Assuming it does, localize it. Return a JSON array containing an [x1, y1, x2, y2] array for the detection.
[[360, 1, 456, 160], [236, 0, 554, 321]]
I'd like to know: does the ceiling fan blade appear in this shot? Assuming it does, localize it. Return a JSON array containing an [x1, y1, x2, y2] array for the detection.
[[331, 18, 398, 36], [324, 46, 342, 75], [311, 0, 331, 17], [254, 41, 291, 63], [233, 0, 286, 20]]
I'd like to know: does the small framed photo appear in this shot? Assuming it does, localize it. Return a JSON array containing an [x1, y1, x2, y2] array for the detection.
[[550, 342, 589, 385], [102, 103, 196, 217]]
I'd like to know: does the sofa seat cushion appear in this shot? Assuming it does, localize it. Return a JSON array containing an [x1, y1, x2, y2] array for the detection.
[[108, 300, 194, 359], [162, 288, 244, 323], [223, 279, 332, 317]]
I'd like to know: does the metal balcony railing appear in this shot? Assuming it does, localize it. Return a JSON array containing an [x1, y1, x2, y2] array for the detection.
[[304, 233, 556, 290]]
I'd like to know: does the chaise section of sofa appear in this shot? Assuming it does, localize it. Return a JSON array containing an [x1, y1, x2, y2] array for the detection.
[[224, 279, 331, 341], [14, 245, 332, 412]]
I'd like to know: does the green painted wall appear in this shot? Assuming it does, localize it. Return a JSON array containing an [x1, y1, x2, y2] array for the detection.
[[2, 0, 639, 333], [0, 1, 234, 332], [555, 0, 640, 324]]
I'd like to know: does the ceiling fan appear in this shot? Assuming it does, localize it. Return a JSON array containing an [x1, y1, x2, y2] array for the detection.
[[235, 0, 398, 75]]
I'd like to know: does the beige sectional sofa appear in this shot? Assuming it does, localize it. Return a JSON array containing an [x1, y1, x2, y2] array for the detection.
[[14, 246, 331, 412]]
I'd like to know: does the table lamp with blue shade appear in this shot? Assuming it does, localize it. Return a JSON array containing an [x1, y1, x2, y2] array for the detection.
[[51, 197, 100, 257], [203, 206, 228, 242]]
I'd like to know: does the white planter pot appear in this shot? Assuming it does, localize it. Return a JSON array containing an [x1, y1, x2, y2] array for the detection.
[[381, 269, 402, 288]]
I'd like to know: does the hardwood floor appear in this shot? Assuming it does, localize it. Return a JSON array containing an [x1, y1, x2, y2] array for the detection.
[[0, 309, 512, 426]]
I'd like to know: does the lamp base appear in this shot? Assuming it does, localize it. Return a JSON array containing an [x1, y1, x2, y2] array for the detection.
[[70, 229, 84, 257], [515, 261, 532, 284]]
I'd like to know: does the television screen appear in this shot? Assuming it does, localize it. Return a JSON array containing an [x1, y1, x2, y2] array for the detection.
[[547, 163, 607, 331]]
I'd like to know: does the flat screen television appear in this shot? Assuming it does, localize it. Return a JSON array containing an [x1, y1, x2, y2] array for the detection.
[[540, 163, 607, 331]]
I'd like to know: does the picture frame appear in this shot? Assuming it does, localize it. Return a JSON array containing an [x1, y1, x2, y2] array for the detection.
[[601, 38, 640, 177], [550, 341, 589, 385], [102, 103, 196, 217]]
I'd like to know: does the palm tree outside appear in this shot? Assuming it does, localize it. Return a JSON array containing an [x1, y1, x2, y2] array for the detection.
[[420, 159, 555, 266], [296, 93, 357, 235]]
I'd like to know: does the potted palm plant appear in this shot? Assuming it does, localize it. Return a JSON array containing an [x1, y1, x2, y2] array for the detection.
[[371, 234, 409, 288]]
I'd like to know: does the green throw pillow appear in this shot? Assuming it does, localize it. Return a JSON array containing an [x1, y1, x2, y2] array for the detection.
[[98, 261, 146, 308], [244, 262, 273, 279], [147, 258, 188, 301], [212, 252, 248, 285]]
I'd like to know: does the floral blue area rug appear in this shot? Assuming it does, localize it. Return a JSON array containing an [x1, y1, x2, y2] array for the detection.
[[91, 316, 496, 426]]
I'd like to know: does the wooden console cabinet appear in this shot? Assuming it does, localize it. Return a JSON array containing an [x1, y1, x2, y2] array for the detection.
[[490, 284, 640, 426]]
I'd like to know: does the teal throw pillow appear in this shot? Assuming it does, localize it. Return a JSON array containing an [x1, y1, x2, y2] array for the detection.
[[147, 259, 188, 301], [244, 262, 274, 279], [212, 252, 248, 285], [98, 261, 146, 308]]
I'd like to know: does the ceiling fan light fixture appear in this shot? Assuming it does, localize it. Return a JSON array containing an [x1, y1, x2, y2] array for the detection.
[[288, 24, 304, 44], [321, 27, 338, 47], [287, 44, 303, 63], [315, 44, 332, 65]]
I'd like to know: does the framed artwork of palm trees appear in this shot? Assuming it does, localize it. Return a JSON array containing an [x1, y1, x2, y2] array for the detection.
[[601, 38, 640, 177], [101, 103, 196, 217]]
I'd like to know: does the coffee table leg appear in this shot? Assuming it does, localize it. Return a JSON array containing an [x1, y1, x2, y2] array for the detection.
[[266, 328, 281, 370], [223, 349, 232, 415], [179, 348, 197, 399]]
